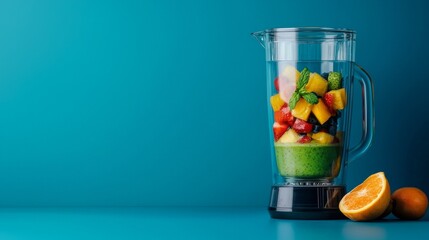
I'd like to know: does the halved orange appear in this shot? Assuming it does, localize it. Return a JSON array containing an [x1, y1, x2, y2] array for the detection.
[[339, 172, 391, 221]]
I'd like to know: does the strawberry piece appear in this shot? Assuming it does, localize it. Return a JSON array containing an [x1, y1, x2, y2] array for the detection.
[[274, 105, 294, 126], [273, 122, 288, 141], [292, 119, 313, 134], [323, 93, 335, 108], [298, 135, 312, 143], [274, 77, 279, 91], [323, 92, 337, 115]]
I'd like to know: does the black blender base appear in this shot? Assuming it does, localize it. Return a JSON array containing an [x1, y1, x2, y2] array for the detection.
[[268, 185, 346, 219]]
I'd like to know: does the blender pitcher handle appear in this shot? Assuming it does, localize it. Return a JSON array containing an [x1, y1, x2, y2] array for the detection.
[[348, 63, 375, 163]]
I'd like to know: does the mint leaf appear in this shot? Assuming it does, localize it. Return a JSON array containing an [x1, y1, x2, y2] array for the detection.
[[302, 92, 319, 104], [298, 87, 307, 95], [296, 67, 310, 89], [289, 67, 318, 108], [289, 92, 300, 109]]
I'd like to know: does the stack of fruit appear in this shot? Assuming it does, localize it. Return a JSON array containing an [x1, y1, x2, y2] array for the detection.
[[271, 66, 347, 144]]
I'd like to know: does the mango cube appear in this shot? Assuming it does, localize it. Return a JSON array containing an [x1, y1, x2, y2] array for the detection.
[[305, 73, 328, 96], [278, 128, 300, 143], [312, 132, 334, 144], [328, 88, 347, 110], [281, 65, 300, 83], [312, 100, 332, 125], [270, 94, 285, 111], [291, 98, 313, 121]]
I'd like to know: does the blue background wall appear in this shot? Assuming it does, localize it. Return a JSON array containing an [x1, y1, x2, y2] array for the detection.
[[0, 0, 427, 206]]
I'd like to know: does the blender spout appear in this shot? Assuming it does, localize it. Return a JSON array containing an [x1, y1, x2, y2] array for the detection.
[[251, 31, 265, 48]]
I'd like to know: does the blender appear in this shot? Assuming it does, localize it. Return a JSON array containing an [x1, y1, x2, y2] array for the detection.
[[252, 28, 374, 219]]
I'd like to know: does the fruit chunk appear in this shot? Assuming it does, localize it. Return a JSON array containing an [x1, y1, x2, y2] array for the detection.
[[312, 124, 322, 133], [280, 65, 300, 83], [273, 122, 288, 142], [297, 135, 312, 143], [311, 132, 334, 144], [274, 77, 279, 91], [274, 105, 295, 126], [323, 92, 335, 114], [270, 94, 285, 111], [323, 93, 334, 108], [311, 100, 332, 125], [278, 128, 300, 143], [339, 172, 391, 221], [391, 187, 428, 220], [292, 119, 313, 134], [328, 88, 347, 110], [279, 66, 300, 102], [291, 98, 313, 121], [321, 72, 329, 79], [328, 125, 337, 136], [305, 73, 328, 96], [328, 72, 342, 90], [279, 82, 297, 103], [307, 114, 319, 125]]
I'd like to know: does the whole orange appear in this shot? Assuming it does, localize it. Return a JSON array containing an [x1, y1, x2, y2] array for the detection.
[[392, 187, 428, 220]]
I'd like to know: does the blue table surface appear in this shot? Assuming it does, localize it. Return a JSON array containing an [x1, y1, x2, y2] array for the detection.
[[0, 207, 427, 239]]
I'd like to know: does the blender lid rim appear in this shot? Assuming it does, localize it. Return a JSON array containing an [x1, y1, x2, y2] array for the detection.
[[252, 27, 356, 36]]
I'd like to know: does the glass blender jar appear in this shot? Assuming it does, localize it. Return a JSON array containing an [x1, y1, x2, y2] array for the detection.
[[252, 28, 374, 219]]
